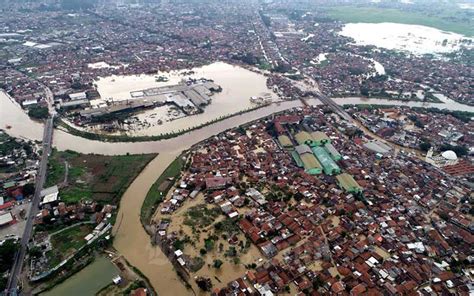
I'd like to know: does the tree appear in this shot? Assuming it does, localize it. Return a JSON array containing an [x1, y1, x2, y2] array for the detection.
[[23, 183, 35, 196], [0, 239, 19, 273], [213, 259, 223, 269], [28, 106, 49, 120], [419, 142, 432, 152]]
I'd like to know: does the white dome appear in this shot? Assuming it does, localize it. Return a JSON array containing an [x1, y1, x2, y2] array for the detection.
[[441, 150, 457, 160]]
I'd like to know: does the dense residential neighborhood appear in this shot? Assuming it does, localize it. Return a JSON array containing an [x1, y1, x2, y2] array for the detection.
[[145, 106, 473, 295], [0, 0, 472, 295]]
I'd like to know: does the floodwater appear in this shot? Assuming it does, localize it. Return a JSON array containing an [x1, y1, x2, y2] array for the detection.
[[339, 22, 473, 55], [41, 256, 119, 296], [2, 89, 473, 156], [0, 90, 302, 155], [2, 79, 474, 295], [93, 62, 278, 136]]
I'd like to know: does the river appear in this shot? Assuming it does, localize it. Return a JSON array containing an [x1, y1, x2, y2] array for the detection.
[[2, 85, 473, 295]]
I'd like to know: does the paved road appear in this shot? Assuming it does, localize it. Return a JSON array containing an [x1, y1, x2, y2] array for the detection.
[[6, 116, 54, 295]]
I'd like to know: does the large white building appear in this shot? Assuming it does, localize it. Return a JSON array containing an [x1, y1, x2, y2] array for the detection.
[[425, 148, 458, 167]]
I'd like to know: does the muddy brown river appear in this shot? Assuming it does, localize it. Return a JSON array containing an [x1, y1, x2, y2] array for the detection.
[[2, 86, 473, 294]]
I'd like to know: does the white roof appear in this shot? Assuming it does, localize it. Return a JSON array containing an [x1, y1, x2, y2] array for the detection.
[[441, 150, 457, 160], [41, 192, 59, 205], [40, 185, 58, 197], [0, 212, 13, 226], [69, 92, 87, 100]]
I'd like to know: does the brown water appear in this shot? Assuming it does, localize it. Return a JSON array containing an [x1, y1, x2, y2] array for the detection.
[[2, 83, 473, 294], [0, 91, 302, 155]]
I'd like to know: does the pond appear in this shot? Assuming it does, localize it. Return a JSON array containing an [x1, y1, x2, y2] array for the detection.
[[41, 256, 119, 296]]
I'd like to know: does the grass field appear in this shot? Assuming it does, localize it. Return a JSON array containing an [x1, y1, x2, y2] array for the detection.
[[327, 7, 474, 37], [141, 155, 186, 224], [46, 224, 94, 267], [46, 150, 156, 204]]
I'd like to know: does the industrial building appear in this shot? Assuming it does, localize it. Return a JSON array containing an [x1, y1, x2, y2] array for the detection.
[[294, 131, 315, 147], [336, 173, 362, 193], [295, 144, 322, 175], [80, 81, 220, 119], [324, 142, 342, 161], [311, 131, 330, 146], [312, 146, 341, 175], [278, 135, 293, 148]]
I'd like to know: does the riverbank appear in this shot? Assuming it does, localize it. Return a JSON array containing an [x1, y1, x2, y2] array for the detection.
[[56, 103, 270, 143]]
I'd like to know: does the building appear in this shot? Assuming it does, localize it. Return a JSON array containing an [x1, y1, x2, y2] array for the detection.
[[324, 142, 342, 161], [277, 135, 293, 148], [0, 212, 14, 227], [294, 131, 315, 147], [336, 173, 362, 194], [312, 146, 341, 175], [295, 144, 322, 175], [40, 185, 59, 206], [425, 148, 459, 168], [69, 92, 87, 101], [311, 131, 330, 146], [363, 140, 392, 155]]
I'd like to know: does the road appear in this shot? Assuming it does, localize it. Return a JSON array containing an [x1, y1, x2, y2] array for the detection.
[[6, 116, 54, 295]]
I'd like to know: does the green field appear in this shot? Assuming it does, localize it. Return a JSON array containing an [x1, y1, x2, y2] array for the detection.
[[46, 224, 94, 268], [327, 7, 474, 37], [46, 150, 156, 204]]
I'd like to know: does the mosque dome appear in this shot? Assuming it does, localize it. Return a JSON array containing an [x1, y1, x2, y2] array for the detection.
[[441, 150, 457, 160]]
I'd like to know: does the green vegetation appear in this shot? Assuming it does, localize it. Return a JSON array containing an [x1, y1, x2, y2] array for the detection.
[[214, 218, 240, 234], [28, 106, 49, 120], [57, 104, 265, 143], [327, 7, 474, 36], [46, 149, 156, 204], [46, 224, 93, 268], [188, 256, 205, 272], [439, 144, 469, 157], [0, 239, 19, 291], [141, 155, 186, 224], [184, 205, 221, 228], [213, 259, 223, 269]]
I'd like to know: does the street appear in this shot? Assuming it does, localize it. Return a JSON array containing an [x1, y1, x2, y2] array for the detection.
[[5, 116, 54, 295]]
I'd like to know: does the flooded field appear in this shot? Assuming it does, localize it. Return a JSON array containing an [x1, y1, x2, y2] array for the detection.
[[92, 62, 278, 136], [154, 193, 263, 290], [41, 257, 119, 296], [339, 22, 473, 55]]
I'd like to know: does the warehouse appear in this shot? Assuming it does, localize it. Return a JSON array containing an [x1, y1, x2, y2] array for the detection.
[[336, 173, 362, 193], [311, 131, 330, 146], [296, 145, 322, 174], [324, 142, 342, 161], [278, 135, 293, 148], [291, 151, 304, 168], [312, 146, 341, 175], [294, 131, 315, 146]]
